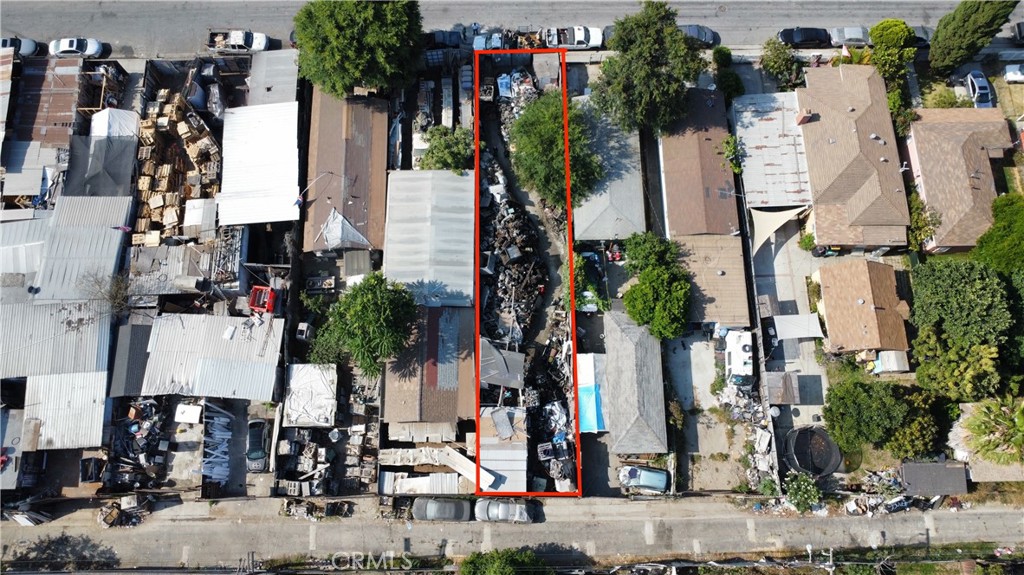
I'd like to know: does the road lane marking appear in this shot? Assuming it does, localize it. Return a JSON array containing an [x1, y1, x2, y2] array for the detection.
[[309, 524, 316, 551], [644, 521, 655, 545], [181, 545, 191, 566], [693, 539, 702, 555], [586, 541, 596, 556], [481, 525, 492, 552], [747, 518, 757, 542], [923, 512, 935, 534]]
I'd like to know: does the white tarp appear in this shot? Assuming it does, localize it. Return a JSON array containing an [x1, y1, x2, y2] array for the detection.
[[751, 206, 806, 256], [90, 109, 140, 138], [774, 314, 825, 340]]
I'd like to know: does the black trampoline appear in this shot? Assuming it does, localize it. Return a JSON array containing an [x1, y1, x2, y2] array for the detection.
[[784, 426, 842, 477]]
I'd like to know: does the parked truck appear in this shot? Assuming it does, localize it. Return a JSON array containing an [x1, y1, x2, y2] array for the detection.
[[206, 29, 269, 54], [543, 26, 603, 50]]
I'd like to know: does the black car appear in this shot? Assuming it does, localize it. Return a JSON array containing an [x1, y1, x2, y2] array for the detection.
[[678, 24, 719, 48], [777, 27, 831, 49]]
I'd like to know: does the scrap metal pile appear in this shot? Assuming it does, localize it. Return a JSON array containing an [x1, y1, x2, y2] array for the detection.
[[98, 494, 153, 528], [108, 398, 179, 491], [496, 69, 539, 142]]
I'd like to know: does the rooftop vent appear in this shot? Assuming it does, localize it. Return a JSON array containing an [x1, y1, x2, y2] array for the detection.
[[870, 133, 879, 140], [857, 298, 865, 305]]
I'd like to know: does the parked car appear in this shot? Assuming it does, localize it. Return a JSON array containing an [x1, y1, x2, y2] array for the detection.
[[544, 26, 603, 50], [474, 498, 532, 523], [618, 465, 670, 494], [678, 24, 719, 48], [1014, 21, 1024, 46], [777, 28, 831, 49], [1, 37, 41, 58], [830, 26, 871, 47], [966, 70, 994, 108], [246, 418, 270, 473], [411, 497, 472, 521], [1005, 64, 1024, 84], [911, 26, 934, 49], [48, 37, 102, 58]]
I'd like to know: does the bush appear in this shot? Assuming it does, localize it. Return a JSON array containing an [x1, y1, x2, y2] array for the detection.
[[715, 69, 745, 105], [758, 477, 780, 496], [710, 371, 726, 395], [712, 45, 733, 69], [784, 471, 821, 513], [929, 87, 975, 108], [760, 37, 796, 84], [798, 233, 816, 251]]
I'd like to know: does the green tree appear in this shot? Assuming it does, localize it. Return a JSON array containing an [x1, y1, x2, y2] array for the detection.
[[623, 265, 691, 340], [712, 45, 733, 69], [929, 87, 975, 108], [871, 45, 917, 91], [870, 18, 916, 48], [910, 259, 1012, 348], [973, 193, 1024, 274], [929, 0, 1020, 75], [420, 126, 474, 173], [461, 549, 553, 575], [760, 37, 796, 85], [783, 471, 821, 513], [885, 392, 939, 459], [822, 375, 909, 453], [908, 191, 942, 252], [591, 1, 707, 133], [914, 326, 1003, 401], [623, 232, 679, 276], [965, 395, 1024, 465], [715, 68, 745, 105], [309, 272, 417, 378], [509, 92, 604, 208], [293, 0, 423, 97]]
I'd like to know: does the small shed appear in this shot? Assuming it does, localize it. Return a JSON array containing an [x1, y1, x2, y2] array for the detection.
[[901, 461, 968, 497]]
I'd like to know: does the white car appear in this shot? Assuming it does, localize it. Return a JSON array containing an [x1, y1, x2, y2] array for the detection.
[[1, 37, 41, 58], [830, 26, 871, 47], [966, 70, 994, 108], [48, 37, 102, 58], [1005, 64, 1024, 84]]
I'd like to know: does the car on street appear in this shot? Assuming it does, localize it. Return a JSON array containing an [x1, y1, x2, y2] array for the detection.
[[411, 497, 472, 521], [544, 26, 603, 50], [911, 26, 934, 49], [678, 24, 719, 48], [830, 26, 871, 47], [474, 498, 532, 523], [246, 418, 270, 473], [777, 28, 831, 49], [48, 37, 102, 58], [2, 37, 41, 58], [966, 70, 994, 108], [1005, 64, 1024, 84], [618, 465, 671, 494]]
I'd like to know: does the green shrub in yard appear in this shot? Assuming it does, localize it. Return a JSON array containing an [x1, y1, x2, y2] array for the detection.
[[758, 477, 780, 496], [784, 471, 821, 513], [712, 46, 732, 69], [929, 87, 974, 108], [798, 233, 816, 251], [715, 68, 745, 105]]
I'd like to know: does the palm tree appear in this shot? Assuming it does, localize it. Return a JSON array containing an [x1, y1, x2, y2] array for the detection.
[[965, 396, 1024, 465]]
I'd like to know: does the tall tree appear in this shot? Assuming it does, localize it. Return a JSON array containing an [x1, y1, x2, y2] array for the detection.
[[884, 391, 939, 459], [509, 91, 604, 208], [870, 18, 916, 48], [309, 272, 417, 378], [623, 265, 691, 340], [910, 259, 1012, 348], [461, 549, 554, 575], [914, 326, 1003, 401], [420, 126, 475, 173], [907, 191, 942, 252], [591, 1, 706, 133], [760, 37, 796, 85], [929, 0, 1020, 75], [822, 376, 909, 453], [973, 193, 1024, 274], [623, 232, 679, 276], [965, 396, 1024, 465], [294, 0, 423, 97]]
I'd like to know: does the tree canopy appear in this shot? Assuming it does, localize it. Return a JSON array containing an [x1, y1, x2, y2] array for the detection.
[[461, 549, 554, 575], [623, 231, 679, 275], [420, 126, 474, 173], [509, 91, 604, 208], [929, 0, 1020, 74], [910, 259, 1012, 348], [973, 193, 1024, 274], [591, 1, 706, 134], [783, 471, 821, 513], [908, 191, 942, 252], [760, 37, 796, 85], [623, 265, 691, 340], [822, 375, 909, 453], [309, 272, 417, 378], [870, 18, 916, 48], [884, 391, 939, 459], [964, 396, 1024, 465], [914, 326, 1003, 402], [294, 0, 423, 97]]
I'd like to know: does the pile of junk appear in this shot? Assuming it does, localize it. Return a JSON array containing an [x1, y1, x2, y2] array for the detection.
[[98, 494, 155, 528]]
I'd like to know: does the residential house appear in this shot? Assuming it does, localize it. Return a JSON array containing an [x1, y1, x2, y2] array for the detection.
[[906, 108, 1011, 253], [815, 259, 909, 353], [601, 311, 668, 454]]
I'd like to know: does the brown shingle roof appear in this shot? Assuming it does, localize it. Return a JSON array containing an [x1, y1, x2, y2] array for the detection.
[[661, 89, 740, 236], [908, 108, 1010, 250], [797, 66, 909, 247], [304, 90, 388, 252], [677, 234, 750, 326], [819, 259, 908, 352]]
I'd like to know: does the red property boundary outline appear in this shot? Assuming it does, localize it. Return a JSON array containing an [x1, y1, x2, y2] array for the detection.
[[473, 47, 583, 498]]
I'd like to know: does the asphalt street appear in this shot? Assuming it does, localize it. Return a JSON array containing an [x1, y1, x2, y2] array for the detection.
[[3, 1, 1008, 60], [2, 497, 1023, 569]]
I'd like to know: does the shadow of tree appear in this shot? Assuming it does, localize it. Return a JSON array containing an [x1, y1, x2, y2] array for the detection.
[[8, 532, 120, 571], [529, 542, 596, 566]]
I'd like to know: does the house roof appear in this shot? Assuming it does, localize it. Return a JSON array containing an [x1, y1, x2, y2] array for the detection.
[[24, 371, 107, 450], [383, 306, 475, 425], [819, 259, 909, 352], [0, 301, 112, 378], [731, 92, 811, 208], [478, 406, 528, 492], [602, 311, 667, 454], [383, 171, 475, 307], [305, 91, 389, 252], [217, 101, 300, 225], [479, 338, 525, 390], [571, 95, 645, 241], [109, 320, 152, 398], [283, 364, 338, 428], [909, 108, 1010, 249], [660, 89, 740, 236], [902, 461, 968, 497], [141, 314, 284, 401], [677, 234, 750, 326], [797, 66, 909, 247], [247, 50, 298, 106]]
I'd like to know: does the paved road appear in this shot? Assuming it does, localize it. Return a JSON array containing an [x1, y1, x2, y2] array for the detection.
[[2, 497, 1022, 569], [7, 1, 1015, 60]]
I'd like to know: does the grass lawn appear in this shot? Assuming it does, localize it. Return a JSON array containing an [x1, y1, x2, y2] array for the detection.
[[896, 563, 962, 575], [962, 481, 1024, 506], [990, 74, 1024, 119]]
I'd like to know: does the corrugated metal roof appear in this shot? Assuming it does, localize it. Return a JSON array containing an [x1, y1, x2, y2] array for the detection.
[[183, 198, 217, 242], [52, 195, 133, 227], [283, 364, 338, 427], [109, 322, 151, 398], [217, 102, 300, 225], [128, 244, 212, 296], [24, 371, 107, 450], [1, 217, 53, 274], [0, 141, 60, 197], [9, 57, 82, 146], [0, 47, 12, 139], [0, 301, 112, 378], [33, 226, 126, 302], [141, 314, 284, 401], [478, 406, 528, 492], [732, 92, 812, 208], [383, 171, 475, 307], [248, 50, 298, 106]]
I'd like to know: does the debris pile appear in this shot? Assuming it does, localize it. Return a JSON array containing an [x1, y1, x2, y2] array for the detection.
[[108, 398, 194, 492], [496, 69, 539, 141], [98, 494, 153, 528], [283, 498, 354, 521]]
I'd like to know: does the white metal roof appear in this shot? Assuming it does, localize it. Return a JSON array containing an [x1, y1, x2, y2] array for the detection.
[[89, 108, 140, 138], [0, 301, 112, 378], [383, 170, 475, 307], [33, 225, 126, 302], [24, 371, 106, 450], [217, 102, 300, 225], [732, 92, 812, 208], [142, 314, 283, 401], [0, 217, 52, 274], [53, 195, 133, 227], [283, 364, 338, 427], [248, 50, 298, 106], [0, 141, 60, 197]]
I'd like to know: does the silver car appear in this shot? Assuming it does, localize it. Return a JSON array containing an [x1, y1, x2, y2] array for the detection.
[[474, 498, 532, 523], [830, 26, 871, 47], [2, 37, 41, 58], [411, 497, 472, 522], [966, 71, 994, 108], [618, 465, 671, 494], [48, 37, 102, 58]]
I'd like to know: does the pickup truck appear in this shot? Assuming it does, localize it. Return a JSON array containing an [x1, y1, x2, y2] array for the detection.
[[543, 26, 603, 50], [207, 29, 269, 54]]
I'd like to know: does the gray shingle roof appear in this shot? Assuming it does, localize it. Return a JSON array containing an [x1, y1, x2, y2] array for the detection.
[[602, 311, 668, 454]]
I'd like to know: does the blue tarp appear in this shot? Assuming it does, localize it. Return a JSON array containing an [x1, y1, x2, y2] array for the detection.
[[578, 383, 605, 433]]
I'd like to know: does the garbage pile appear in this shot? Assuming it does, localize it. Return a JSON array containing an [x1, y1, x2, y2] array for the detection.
[[108, 398, 185, 492], [496, 69, 539, 142], [98, 494, 153, 528], [283, 498, 355, 521], [536, 402, 577, 492], [719, 386, 768, 425], [861, 468, 903, 496]]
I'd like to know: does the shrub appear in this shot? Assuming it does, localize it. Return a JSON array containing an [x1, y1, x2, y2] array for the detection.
[[712, 45, 733, 69], [715, 68, 745, 105], [784, 471, 821, 513], [798, 233, 816, 251]]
